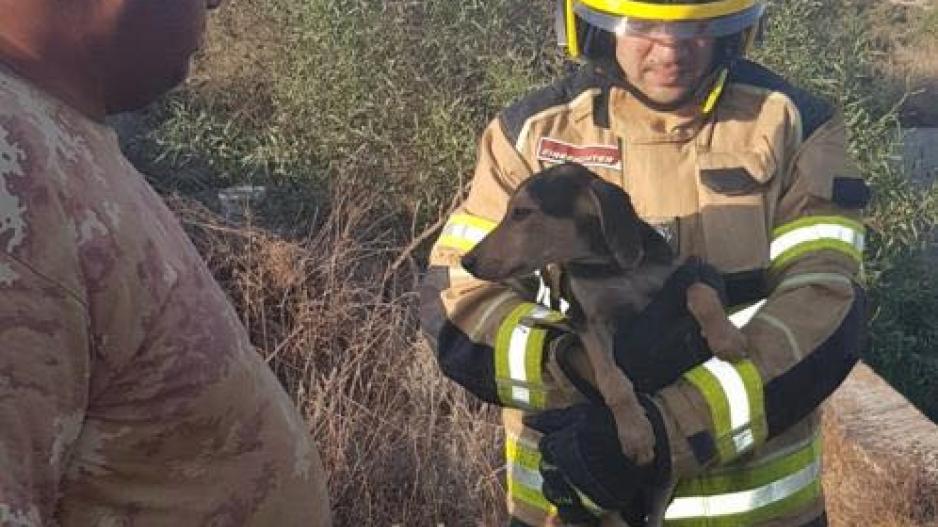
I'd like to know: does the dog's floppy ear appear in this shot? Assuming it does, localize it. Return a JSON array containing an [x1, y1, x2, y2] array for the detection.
[[587, 177, 644, 269]]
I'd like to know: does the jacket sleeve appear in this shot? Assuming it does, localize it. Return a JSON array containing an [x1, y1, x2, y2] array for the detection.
[[419, 119, 587, 411], [653, 112, 868, 476], [0, 257, 90, 525]]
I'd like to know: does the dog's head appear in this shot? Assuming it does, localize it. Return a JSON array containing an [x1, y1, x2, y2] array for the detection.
[[462, 162, 672, 281]]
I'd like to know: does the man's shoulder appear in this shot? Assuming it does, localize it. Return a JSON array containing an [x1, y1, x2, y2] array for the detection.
[[0, 68, 118, 294], [500, 65, 612, 146], [727, 60, 835, 140]]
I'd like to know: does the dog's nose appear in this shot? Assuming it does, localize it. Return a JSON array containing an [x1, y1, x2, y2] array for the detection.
[[461, 253, 478, 274]]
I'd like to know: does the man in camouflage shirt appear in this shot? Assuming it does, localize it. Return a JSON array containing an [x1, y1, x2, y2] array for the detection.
[[0, 1, 332, 524]]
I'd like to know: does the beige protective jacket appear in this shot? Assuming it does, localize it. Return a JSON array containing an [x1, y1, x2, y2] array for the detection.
[[421, 60, 868, 527], [0, 67, 331, 526]]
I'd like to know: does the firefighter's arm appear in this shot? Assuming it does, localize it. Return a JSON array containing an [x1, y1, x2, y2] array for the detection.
[[419, 118, 586, 410], [652, 112, 869, 478], [0, 256, 90, 525]]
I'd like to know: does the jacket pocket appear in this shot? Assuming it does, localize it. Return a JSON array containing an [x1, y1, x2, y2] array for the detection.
[[697, 149, 776, 272]]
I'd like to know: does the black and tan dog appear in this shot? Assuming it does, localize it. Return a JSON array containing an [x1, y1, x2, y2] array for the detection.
[[461, 162, 747, 467]]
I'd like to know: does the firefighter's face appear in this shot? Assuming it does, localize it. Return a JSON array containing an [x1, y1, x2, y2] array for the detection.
[[615, 32, 715, 106]]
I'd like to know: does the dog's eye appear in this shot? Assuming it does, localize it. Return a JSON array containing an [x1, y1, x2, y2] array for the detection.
[[510, 207, 533, 221]]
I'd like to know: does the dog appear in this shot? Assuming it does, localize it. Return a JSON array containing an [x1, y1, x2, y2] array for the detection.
[[460, 162, 747, 524]]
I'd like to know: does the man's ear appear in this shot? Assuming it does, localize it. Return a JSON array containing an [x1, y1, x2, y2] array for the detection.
[[586, 177, 644, 270]]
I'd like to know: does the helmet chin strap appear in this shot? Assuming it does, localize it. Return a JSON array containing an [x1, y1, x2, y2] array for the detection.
[[591, 32, 744, 115]]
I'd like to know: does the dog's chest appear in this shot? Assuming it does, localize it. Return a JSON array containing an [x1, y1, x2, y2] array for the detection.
[[561, 269, 669, 326]]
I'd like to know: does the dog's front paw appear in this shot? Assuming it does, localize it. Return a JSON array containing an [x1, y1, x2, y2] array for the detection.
[[611, 404, 657, 466], [709, 331, 749, 361]]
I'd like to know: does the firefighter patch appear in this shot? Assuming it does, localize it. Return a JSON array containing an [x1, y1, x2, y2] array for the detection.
[[536, 137, 622, 170]]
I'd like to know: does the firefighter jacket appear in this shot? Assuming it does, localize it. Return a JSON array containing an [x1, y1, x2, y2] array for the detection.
[[419, 59, 868, 527]]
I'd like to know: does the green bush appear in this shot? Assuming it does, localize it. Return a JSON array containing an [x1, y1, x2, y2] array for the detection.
[[135, 0, 564, 227]]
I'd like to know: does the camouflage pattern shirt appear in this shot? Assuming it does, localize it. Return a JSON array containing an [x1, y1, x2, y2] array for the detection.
[[0, 67, 331, 526]]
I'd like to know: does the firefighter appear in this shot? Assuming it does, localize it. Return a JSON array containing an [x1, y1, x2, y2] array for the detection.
[[419, 0, 869, 525]]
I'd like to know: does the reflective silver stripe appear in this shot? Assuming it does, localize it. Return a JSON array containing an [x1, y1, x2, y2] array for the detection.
[[728, 299, 767, 328], [664, 459, 821, 520], [508, 306, 552, 381], [709, 433, 820, 477], [508, 461, 544, 491], [535, 270, 571, 314], [442, 222, 490, 244], [770, 223, 864, 261], [437, 213, 497, 253], [505, 305, 557, 406], [703, 358, 754, 453], [535, 270, 550, 307]]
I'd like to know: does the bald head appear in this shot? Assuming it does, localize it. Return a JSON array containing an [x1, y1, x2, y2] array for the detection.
[[0, 0, 222, 119]]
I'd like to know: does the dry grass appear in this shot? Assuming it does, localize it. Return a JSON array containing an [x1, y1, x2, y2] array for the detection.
[[166, 190, 508, 525], [863, 1, 938, 126]]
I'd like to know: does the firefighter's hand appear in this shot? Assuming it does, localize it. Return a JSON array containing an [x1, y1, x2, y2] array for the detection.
[[523, 403, 659, 525]]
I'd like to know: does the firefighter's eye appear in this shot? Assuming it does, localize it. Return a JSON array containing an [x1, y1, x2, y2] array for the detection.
[[511, 207, 533, 221]]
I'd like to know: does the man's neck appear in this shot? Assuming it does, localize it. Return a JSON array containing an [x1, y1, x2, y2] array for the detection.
[[0, 30, 105, 121]]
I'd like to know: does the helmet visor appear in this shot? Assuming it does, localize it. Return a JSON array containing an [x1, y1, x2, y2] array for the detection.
[[573, 1, 765, 40]]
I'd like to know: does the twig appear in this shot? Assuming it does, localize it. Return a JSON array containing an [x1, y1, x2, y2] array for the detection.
[[380, 175, 470, 292]]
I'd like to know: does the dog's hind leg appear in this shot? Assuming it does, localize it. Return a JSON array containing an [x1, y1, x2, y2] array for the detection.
[[578, 327, 656, 466]]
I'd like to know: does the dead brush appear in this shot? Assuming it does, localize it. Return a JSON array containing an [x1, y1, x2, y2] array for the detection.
[[165, 188, 509, 525]]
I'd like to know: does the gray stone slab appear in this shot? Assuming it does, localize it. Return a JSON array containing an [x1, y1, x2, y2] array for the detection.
[[903, 128, 938, 186], [826, 362, 938, 486]]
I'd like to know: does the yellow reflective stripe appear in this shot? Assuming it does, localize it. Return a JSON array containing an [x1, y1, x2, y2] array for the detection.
[[772, 221, 864, 256], [495, 304, 537, 407], [436, 234, 475, 253], [675, 436, 820, 496], [506, 434, 603, 517], [506, 433, 541, 472], [735, 360, 768, 447], [436, 213, 497, 253], [684, 366, 733, 461], [579, 0, 755, 21], [566, 0, 580, 57], [574, 489, 605, 516], [701, 68, 728, 115], [666, 457, 821, 525], [772, 240, 863, 272], [494, 303, 563, 409], [773, 215, 864, 238], [506, 434, 558, 516], [683, 357, 766, 462], [509, 478, 558, 515], [770, 216, 865, 271]]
